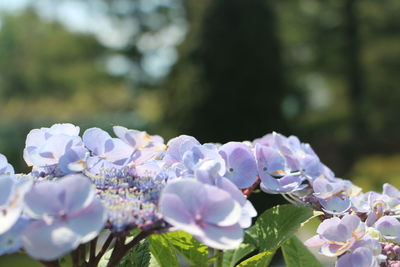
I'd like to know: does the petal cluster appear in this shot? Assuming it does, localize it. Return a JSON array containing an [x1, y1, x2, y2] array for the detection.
[[160, 179, 243, 249], [22, 174, 106, 260], [1, 122, 400, 267]]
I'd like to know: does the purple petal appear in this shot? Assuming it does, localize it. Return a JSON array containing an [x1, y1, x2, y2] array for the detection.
[[374, 216, 400, 242], [0, 177, 30, 235], [83, 128, 111, 156], [215, 176, 246, 205], [48, 123, 80, 136], [201, 191, 241, 227], [164, 135, 200, 166], [102, 138, 133, 164], [383, 183, 400, 199], [59, 147, 88, 173], [22, 220, 80, 261], [0, 154, 14, 175], [304, 235, 325, 247], [58, 174, 96, 213], [336, 247, 375, 267], [195, 160, 223, 184], [320, 223, 352, 243], [313, 178, 344, 199], [316, 217, 341, 235], [219, 142, 257, 188], [320, 242, 352, 257], [68, 199, 106, 243], [23, 180, 65, 217], [319, 196, 351, 215], [238, 200, 257, 228], [0, 176, 14, 206], [194, 223, 243, 250], [159, 192, 203, 236], [0, 217, 29, 255]]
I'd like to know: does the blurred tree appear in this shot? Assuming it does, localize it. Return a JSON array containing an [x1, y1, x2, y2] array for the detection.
[[359, 0, 400, 144], [93, 0, 186, 88], [0, 9, 113, 99], [162, 0, 289, 143], [0, 9, 138, 170]]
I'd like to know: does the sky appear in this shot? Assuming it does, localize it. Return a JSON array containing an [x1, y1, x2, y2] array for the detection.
[[0, 0, 187, 78]]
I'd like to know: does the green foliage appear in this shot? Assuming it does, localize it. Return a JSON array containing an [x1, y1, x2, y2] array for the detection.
[[0, 253, 42, 267], [163, 0, 289, 142], [236, 250, 275, 267], [222, 243, 256, 267], [245, 204, 321, 252], [350, 154, 400, 191], [148, 234, 179, 267], [281, 236, 323, 267], [119, 240, 150, 267], [0, 8, 145, 171], [163, 231, 209, 267], [0, 9, 109, 99]]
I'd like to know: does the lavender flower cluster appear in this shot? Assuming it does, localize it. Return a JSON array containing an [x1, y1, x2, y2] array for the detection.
[[0, 123, 399, 267]]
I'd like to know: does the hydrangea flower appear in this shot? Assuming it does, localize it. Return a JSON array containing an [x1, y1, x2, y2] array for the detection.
[[5, 124, 400, 267], [0, 154, 14, 175], [192, 159, 257, 228], [0, 217, 30, 256], [159, 179, 243, 250], [113, 126, 166, 165], [182, 145, 225, 176], [255, 144, 305, 193], [304, 214, 366, 257], [254, 133, 324, 183], [23, 123, 87, 176], [83, 128, 134, 175], [163, 135, 200, 167], [163, 139, 226, 180], [92, 172, 167, 231], [312, 177, 351, 215], [383, 183, 400, 210], [0, 175, 31, 235], [212, 176, 257, 228], [351, 191, 389, 226], [336, 247, 378, 267], [218, 142, 258, 188], [22, 174, 106, 260], [381, 242, 400, 265], [374, 216, 400, 243], [335, 236, 384, 267]]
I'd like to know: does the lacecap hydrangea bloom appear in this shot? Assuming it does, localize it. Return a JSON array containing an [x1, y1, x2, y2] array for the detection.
[[1, 123, 400, 267]]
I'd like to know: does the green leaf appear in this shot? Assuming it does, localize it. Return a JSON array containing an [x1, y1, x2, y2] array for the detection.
[[245, 204, 321, 251], [148, 234, 179, 267], [59, 255, 73, 267], [236, 250, 275, 267], [281, 236, 323, 267], [119, 239, 150, 267], [222, 243, 256, 267], [148, 254, 161, 267], [99, 248, 113, 267], [0, 253, 42, 267], [162, 231, 209, 267]]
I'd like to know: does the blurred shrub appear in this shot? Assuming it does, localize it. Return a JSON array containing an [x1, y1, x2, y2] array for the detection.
[[349, 154, 400, 192]]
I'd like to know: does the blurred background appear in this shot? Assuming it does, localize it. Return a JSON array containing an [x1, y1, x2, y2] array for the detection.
[[0, 0, 400, 196], [1, 0, 400, 265]]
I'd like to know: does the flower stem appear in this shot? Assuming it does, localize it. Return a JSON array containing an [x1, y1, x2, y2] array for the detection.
[[106, 230, 153, 267], [242, 176, 261, 197], [214, 249, 223, 267], [89, 237, 97, 263], [88, 233, 114, 267]]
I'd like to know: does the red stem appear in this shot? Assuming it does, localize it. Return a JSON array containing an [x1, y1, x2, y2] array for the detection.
[[241, 176, 261, 197]]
